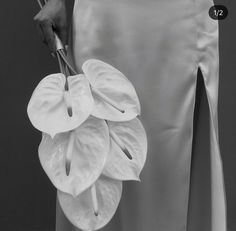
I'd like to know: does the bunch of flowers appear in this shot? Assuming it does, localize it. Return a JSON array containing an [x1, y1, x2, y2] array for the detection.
[[29, 4, 147, 229]]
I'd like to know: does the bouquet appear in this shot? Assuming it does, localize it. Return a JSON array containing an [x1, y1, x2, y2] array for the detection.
[[28, 1, 147, 230]]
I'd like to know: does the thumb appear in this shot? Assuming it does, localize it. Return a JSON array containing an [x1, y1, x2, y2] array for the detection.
[[56, 25, 68, 47], [39, 19, 56, 52]]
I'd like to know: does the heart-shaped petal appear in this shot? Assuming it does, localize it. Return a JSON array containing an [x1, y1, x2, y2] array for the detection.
[[103, 118, 147, 181], [82, 59, 141, 121], [27, 73, 94, 137], [58, 175, 122, 231], [38, 116, 109, 197]]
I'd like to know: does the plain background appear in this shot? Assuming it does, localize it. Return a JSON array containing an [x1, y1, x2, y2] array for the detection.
[[0, 0, 235, 230]]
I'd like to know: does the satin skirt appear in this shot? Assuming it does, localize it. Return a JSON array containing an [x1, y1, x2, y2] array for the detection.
[[56, 0, 227, 230]]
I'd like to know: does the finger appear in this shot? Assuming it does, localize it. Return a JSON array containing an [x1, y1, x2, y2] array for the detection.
[[39, 20, 56, 52]]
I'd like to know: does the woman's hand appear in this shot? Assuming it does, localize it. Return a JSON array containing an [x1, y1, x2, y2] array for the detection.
[[34, 0, 67, 52]]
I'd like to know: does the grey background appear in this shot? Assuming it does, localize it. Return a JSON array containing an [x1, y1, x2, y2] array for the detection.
[[0, 0, 235, 230]]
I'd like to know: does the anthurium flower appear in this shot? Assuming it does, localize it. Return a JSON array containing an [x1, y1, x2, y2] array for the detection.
[[58, 175, 122, 231], [38, 116, 109, 197], [103, 118, 147, 181], [56, 118, 146, 231], [82, 59, 141, 122], [27, 73, 94, 138]]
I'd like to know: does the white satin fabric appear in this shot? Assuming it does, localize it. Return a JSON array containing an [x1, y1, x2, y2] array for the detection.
[[57, 0, 227, 230]]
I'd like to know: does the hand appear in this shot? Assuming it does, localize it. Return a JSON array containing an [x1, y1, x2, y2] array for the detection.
[[34, 0, 67, 52]]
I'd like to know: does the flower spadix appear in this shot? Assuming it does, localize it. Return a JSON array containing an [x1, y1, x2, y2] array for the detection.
[[103, 118, 147, 181], [58, 175, 122, 231], [38, 116, 109, 197], [27, 73, 94, 137], [82, 59, 141, 121]]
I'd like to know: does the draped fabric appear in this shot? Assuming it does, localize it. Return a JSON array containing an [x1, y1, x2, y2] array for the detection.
[[56, 0, 227, 230]]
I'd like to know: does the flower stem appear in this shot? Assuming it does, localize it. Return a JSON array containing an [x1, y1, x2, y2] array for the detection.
[[37, 0, 43, 8], [56, 52, 66, 74], [58, 50, 77, 75], [56, 51, 69, 92]]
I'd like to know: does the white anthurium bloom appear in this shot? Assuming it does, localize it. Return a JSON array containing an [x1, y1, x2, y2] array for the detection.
[[38, 116, 110, 197], [27, 48, 147, 230], [27, 73, 94, 138], [82, 59, 141, 122], [58, 175, 122, 231], [103, 118, 148, 181]]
